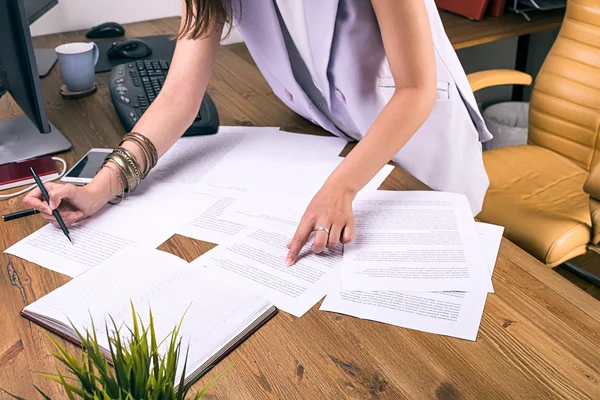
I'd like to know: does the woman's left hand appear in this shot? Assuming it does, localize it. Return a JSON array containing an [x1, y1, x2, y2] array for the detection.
[[286, 185, 355, 265]]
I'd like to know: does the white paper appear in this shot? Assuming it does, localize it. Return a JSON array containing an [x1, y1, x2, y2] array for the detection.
[[177, 130, 352, 245], [197, 226, 342, 317], [176, 194, 247, 245], [148, 126, 281, 192], [220, 164, 395, 231], [4, 176, 205, 277], [320, 222, 504, 340], [342, 191, 493, 292], [195, 131, 347, 198], [4, 127, 281, 276]]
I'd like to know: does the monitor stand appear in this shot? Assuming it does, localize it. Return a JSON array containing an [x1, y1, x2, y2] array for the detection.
[[34, 48, 58, 77], [0, 116, 71, 165]]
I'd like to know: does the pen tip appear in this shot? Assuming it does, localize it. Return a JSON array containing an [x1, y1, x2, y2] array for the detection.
[[67, 234, 73, 243]]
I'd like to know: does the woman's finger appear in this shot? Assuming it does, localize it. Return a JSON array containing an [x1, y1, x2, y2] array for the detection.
[[23, 188, 53, 214], [48, 184, 78, 210], [342, 213, 355, 244], [39, 210, 82, 223], [286, 219, 314, 266], [312, 223, 331, 254], [327, 221, 343, 249]]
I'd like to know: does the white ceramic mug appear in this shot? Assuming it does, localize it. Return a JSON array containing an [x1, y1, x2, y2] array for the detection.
[[55, 42, 99, 92]]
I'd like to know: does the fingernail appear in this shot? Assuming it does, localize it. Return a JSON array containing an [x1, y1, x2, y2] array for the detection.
[[286, 257, 293, 266], [76, 212, 83, 219], [49, 201, 56, 210]]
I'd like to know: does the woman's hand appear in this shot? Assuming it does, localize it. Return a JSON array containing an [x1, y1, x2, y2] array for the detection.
[[23, 182, 108, 227], [286, 185, 356, 265]]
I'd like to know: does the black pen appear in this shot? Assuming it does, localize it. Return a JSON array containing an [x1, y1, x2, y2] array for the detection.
[[30, 167, 72, 243], [2, 208, 40, 222]]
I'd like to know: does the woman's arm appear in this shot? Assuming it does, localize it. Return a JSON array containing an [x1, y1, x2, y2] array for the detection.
[[24, 2, 223, 224], [88, 13, 223, 203], [286, 0, 437, 264]]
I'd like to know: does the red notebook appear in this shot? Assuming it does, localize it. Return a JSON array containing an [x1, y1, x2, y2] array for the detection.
[[0, 157, 58, 191], [436, 0, 491, 21]]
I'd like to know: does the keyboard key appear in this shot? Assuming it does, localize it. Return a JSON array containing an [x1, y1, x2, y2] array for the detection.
[[149, 71, 164, 77]]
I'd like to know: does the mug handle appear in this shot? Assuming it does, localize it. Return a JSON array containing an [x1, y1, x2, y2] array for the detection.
[[91, 42, 100, 66]]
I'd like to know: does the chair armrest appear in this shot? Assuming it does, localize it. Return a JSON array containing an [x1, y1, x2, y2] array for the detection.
[[584, 163, 600, 200], [467, 70, 533, 93]]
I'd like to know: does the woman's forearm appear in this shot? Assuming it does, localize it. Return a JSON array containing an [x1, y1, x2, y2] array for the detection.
[[325, 86, 436, 196], [85, 30, 221, 203]]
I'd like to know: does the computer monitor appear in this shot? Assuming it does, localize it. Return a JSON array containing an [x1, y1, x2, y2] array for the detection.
[[25, 0, 58, 24], [0, 0, 71, 165], [25, 0, 60, 76]]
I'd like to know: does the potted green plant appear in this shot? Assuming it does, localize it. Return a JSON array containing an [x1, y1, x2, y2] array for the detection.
[[3, 305, 223, 399]]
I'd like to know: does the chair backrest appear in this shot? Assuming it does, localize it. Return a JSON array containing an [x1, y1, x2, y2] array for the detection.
[[528, 0, 600, 172]]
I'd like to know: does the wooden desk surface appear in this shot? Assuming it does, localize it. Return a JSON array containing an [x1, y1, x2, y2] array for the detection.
[[440, 8, 565, 50], [2, 16, 598, 400]]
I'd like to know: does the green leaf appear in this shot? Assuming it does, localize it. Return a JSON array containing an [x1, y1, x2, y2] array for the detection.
[[34, 385, 53, 400], [0, 387, 28, 400]]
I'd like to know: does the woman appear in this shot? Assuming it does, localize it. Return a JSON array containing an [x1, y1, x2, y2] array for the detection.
[[24, 0, 491, 265]]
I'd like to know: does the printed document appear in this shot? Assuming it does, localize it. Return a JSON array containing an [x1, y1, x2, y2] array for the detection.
[[320, 222, 504, 340], [4, 187, 208, 277], [342, 191, 493, 292], [196, 226, 342, 317], [220, 164, 395, 231]]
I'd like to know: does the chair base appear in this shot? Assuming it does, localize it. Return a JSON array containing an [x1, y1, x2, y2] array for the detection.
[[561, 261, 600, 288]]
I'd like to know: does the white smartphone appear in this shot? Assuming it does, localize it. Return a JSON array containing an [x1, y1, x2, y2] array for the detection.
[[61, 148, 112, 185]]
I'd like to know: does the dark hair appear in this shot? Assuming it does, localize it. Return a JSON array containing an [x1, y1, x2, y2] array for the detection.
[[177, 0, 234, 40]]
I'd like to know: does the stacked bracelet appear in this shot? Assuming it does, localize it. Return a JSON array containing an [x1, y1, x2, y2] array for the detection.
[[119, 132, 158, 178], [101, 131, 158, 200]]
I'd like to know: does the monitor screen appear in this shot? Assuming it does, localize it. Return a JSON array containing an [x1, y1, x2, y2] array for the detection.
[[24, 0, 58, 25]]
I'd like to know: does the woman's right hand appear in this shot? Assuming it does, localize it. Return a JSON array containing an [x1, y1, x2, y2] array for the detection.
[[23, 182, 108, 227]]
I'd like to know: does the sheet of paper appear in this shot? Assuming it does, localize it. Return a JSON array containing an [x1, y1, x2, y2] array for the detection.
[[148, 126, 281, 192], [196, 225, 342, 317], [177, 155, 389, 245], [5, 189, 202, 277], [194, 131, 348, 198], [4, 178, 212, 277], [320, 222, 504, 341], [4, 126, 281, 276], [219, 164, 395, 231], [342, 191, 493, 292]]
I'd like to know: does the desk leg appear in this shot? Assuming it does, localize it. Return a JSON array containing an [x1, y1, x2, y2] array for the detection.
[[512, 34, 530, 102]]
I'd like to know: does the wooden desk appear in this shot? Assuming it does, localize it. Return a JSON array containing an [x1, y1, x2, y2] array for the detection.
[[440, 8, 564, 50], [2, 17, 599, 400]]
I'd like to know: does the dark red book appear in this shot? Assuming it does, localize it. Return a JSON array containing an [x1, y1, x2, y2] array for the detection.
[[487, 0, 506, 17], [436, 0, 491, 21], [0, 157, 58, 191]]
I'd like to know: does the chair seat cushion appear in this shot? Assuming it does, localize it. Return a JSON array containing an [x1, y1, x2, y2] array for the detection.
[[479, 145, 591, 267]]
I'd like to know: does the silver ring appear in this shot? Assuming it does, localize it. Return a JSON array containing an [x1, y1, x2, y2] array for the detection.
[[316, 227, 330, 234]]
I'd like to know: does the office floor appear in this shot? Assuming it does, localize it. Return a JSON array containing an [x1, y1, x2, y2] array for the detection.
[[556, 252, 600, 301]]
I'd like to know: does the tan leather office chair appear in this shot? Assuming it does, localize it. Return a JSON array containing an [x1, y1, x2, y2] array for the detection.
[[467, 0, 600, 282]]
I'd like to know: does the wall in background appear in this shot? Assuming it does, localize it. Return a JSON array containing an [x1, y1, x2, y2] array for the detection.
[[30, 0, 182, 37], [30, 0, 243, 44]]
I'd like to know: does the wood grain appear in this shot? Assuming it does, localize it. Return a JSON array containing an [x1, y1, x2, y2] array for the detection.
[[2, 15, 598, 400], [440, 8, 565, 50]]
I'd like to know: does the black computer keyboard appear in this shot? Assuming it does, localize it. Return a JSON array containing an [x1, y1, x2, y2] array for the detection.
[[109, 60, 219, 136]]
